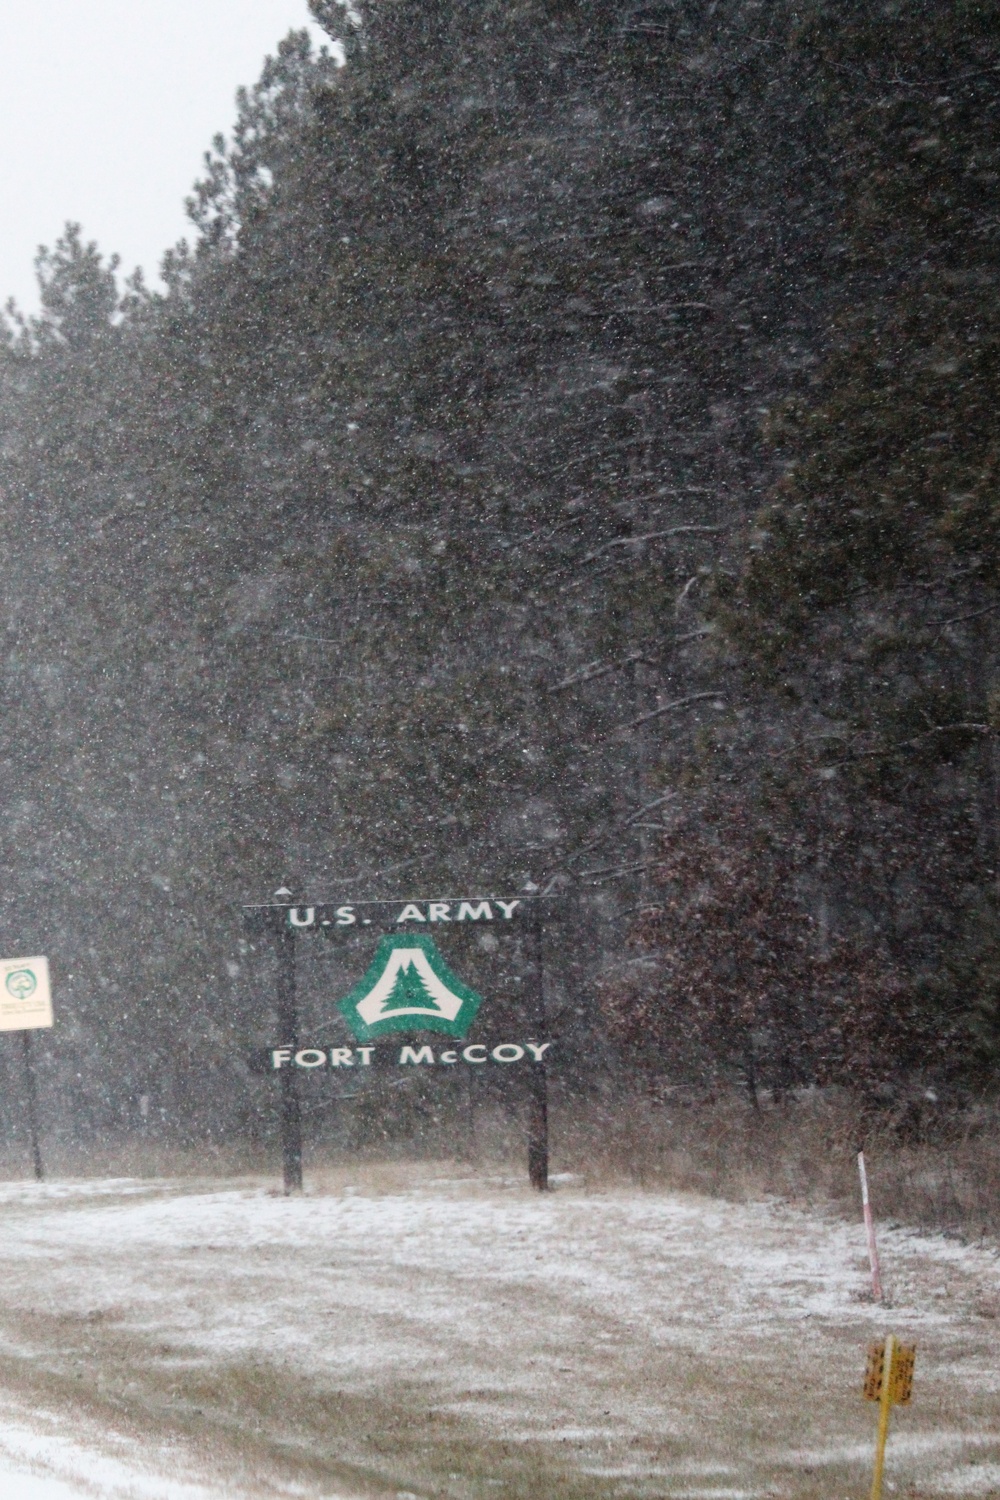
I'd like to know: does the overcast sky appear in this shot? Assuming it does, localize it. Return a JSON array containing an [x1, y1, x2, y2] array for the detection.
[[0, 2, 331, 313]]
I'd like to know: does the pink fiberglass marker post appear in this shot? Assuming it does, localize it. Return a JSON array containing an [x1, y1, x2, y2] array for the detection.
[[858, 1150, 883, 1302]]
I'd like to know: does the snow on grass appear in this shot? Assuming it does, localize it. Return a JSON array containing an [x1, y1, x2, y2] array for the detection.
[[939, 1463, 1000, 1496], [0, 1169, 994, 1497], [0, 1400, 239, 1499]]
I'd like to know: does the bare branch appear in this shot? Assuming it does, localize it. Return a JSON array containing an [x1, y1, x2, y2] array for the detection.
[[621, 792, 676, 828], [933, 602, 1000, 630], [765, 729, 853, 760], [556, 793, 676, 872], [616, 264, 703, 279], [617, 691, 724, 732], [929, 600, 1000, 648], [570, 525, 726, 571], [832, 721, 990, 766], [675, 574, 700, 611], [548, 651, 646, 693], [276, 633, 341, 645], [547, 629, 713, 694], [651, 301, 712, 312], [579, 861, 657, 881], [617, 487, 716, 501]]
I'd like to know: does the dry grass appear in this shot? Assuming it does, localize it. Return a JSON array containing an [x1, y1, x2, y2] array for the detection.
[[8, 1085, 999, 1245], [3, 1082, 997, 1255], [0, 1138, 273, 1188], [549, 1086, 1000, 1240]]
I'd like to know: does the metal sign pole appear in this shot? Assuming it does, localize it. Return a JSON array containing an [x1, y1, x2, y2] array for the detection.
[[527, 904, 550, 1191], [21, 1031, 43, 1182], [276, 922, 303, 1194]]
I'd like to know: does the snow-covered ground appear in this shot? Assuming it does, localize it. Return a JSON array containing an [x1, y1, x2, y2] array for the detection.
[[0, 1168, 994, 1498], [0, 1404, 239, 1499]]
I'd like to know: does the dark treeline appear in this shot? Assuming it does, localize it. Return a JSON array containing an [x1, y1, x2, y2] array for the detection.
[[0, 0, 997, 1149]]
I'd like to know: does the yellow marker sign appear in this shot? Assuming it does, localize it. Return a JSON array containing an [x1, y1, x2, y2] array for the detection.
[[864, 1338, 916, 1405], [0, 956, 53, 1031], [864, 1335, 916, 1500]]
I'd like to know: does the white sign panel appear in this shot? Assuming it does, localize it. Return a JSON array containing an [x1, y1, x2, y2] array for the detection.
[[0, 956, 52, 1031]]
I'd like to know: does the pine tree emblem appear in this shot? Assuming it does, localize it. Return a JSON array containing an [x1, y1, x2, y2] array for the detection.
[[337, 934, 484, 1040], [382, 962, 443, 1016]]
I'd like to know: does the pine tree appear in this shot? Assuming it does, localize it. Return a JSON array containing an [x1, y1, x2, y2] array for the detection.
[[713, 0, 1000, 1086], [3, 0, 994, 1138], [382, 962, 442, 1015]]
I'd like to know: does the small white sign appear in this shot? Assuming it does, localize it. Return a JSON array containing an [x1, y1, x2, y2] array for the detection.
[[0, 956, 53, 1031]]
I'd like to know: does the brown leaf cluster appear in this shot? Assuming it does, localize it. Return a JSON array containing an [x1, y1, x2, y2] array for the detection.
[[599, 791, 960, 1099]]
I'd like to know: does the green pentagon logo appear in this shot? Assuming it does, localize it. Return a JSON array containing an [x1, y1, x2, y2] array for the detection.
[[337, 934, 484, 1041]]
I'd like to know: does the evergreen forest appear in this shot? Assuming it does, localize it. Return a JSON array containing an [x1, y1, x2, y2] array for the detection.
[[1, 0, 998, 1150]]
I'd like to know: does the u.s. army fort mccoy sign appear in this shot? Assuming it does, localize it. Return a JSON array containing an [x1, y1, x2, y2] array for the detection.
[[243, 895, 554, 1192]]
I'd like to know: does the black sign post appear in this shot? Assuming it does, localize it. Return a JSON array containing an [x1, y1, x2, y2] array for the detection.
[[275, 923, 303, 1194], [527, 905, 549, 1191], [243, 893, 560, 1192], [21, 1031, 43, 1182]]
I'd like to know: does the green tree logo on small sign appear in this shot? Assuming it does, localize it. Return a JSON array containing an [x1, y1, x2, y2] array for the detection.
[[6, 970, 37, 1000], [337, 934, 484, 1040]]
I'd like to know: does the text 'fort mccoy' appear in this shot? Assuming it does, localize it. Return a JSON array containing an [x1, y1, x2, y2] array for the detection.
[[271, 1041, 552, 1070]]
